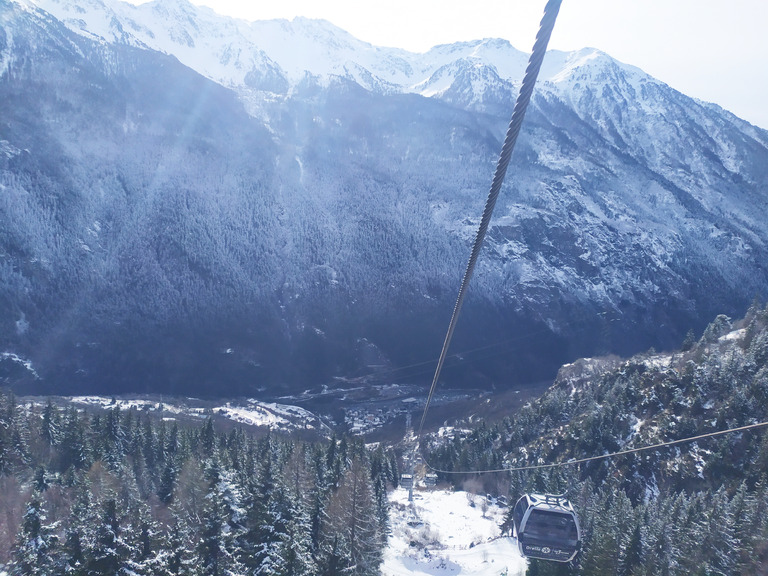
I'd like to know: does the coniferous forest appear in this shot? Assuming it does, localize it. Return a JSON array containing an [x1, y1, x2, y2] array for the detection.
[[0, 397, 395, 575]]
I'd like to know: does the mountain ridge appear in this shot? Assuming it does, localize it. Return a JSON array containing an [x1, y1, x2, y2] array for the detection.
[[17, 0, 664, 102]]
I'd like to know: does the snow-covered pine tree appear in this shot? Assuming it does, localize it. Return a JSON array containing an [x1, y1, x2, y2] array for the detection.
[[241, 450, 285, 576], [86, 498, 134, 576], [137, 516, 194, 576], [10, 491, 59, 576], [157, 460, 177, 505], [195, 459, 246, 576], [61, 474, 95, 576], [40, 399, 61, 447], [276, 444, 319, 575], [58, 406, 88, 472], [699, 486, 738, 576], [166, 517, 195, 576]]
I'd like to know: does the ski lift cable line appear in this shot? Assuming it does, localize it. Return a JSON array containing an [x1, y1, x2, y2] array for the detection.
[[416, 0, 563, 441], [422, 420, 768, 475]]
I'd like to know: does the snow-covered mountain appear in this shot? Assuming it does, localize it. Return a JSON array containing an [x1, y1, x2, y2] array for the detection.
[[1, 0, 768, 397], [20, 0, 535, 94]]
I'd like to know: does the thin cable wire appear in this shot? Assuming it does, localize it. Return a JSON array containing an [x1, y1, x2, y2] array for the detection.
[[423, 420, 768, 474], [349, 307, 616, 385], [416, 0, 563, 441]]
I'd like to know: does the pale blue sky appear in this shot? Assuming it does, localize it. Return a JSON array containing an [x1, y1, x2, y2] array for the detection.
[[130, 0, 768, 129]]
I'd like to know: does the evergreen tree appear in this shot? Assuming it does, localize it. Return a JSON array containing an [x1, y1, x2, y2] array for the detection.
[[317, 534, 351, 576], [101, 407, 126, 471], [279, 491, 318, 576], [6, 396, 30, 472], [32, 466, 49, 493], [157, 460, 177, 504], [621, 522, 643, 576], [63, 527, 87, 576], [196, 460, 246, 576], [40, 399, 60, 447], [199, 418, 216, 457], [137, 516, 194, 576], [62, 474, 94, 576], [321, 455, 383, 576], [166, 517, 194, 576], [241, 452, 280, 574], [86, 498, 132, 576], [10, 492, 59, 576], [59, 407, 88, 472], [0, 421, 7, 475], [681, 329, 696, 351], [699, 487, 738, 576], [369, 446, 391, 538]]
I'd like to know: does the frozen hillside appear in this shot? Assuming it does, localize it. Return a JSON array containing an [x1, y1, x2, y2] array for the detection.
[[385, 487, 526, 576], [21, 0, 649, 102], [420, 307, 768, 575]]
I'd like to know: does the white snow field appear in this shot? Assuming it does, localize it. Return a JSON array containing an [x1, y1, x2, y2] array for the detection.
[[384, 488, 527, 576]]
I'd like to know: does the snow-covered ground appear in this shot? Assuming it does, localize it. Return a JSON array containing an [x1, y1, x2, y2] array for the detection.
[[67, 396, 328, 434], [384, 488, 527, 576]]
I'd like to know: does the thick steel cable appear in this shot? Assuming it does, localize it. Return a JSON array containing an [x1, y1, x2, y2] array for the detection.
[[413, 0, 768, 478], [416, 0, 563, 441]]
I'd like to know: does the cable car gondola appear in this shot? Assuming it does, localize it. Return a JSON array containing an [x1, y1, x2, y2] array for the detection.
[[512, 493, 581, 562]]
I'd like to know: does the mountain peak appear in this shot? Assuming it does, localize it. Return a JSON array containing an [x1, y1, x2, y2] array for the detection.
[[143, 0, 199, 22], [548, 47, 648, 84]]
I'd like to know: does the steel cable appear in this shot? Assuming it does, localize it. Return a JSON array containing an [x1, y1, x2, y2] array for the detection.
[[417, 0, 563, 441], [415, 0, 768, 477]]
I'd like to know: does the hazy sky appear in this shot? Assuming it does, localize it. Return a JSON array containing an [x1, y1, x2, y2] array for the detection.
[[136, 0, 768, 129]]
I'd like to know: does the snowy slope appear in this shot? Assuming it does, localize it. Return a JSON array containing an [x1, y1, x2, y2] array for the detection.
[[20, 0, 526, 93], [19, 0, 630, 100], [68, 396, 328, 433], [22, 0, 768, 238], [25, 0, 764, 187], [384, 488, 527, 576]]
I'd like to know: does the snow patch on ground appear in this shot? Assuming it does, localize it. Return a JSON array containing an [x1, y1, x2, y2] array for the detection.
[[384, 488, 527, 576], [70, 396, 190, 415], [719, 328, 746, 343], [68, 396, 324, 432], [214, 402, 289, 428], [645, 355, 672, 369], [0, 352, 39, 378]]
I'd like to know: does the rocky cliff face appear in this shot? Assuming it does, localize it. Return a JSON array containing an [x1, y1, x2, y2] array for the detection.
[[1, 0, 767, 396]]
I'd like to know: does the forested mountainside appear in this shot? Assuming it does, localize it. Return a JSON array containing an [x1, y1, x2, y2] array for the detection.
[[0, 394, 395, 575], [2, 0, 768, 397], [425, 303, 768, 575]]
